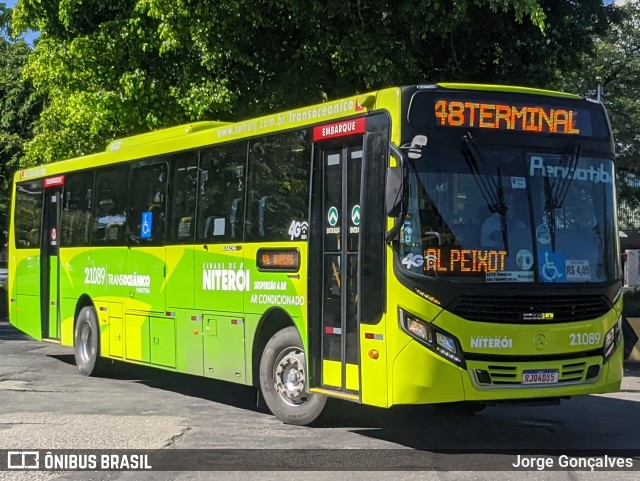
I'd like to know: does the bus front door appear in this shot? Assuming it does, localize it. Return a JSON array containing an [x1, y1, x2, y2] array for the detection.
[[317, 140, 364, 396], [41, 180, 62, 340]]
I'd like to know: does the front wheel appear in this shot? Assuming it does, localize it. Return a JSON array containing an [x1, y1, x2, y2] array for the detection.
[[259, 327, 326, 425], [74, 306, 108, 376]]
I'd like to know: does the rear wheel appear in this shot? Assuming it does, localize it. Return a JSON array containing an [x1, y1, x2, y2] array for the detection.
[[259, 326, 326, 425], [74, 306, 108, 376]]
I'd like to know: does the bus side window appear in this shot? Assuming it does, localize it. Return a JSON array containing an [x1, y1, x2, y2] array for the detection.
[[129, 162, 168, 244], [62, 171, 93, 246], [246, 130, 311, 242], [14, 180, 44, 248], [92, 167, 129, 246], [168, 152, 198, 243], [197, 143, 247, 243]]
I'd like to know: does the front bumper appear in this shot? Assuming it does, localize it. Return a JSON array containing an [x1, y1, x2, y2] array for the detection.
[[392, 338, 623, 405]]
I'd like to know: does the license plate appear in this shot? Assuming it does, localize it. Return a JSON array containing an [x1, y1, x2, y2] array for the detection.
[[521, 370, 559, 385]]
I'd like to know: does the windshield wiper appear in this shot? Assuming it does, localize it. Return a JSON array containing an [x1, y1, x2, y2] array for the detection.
[[495, 166, 509, 252], [552, 144, 581, 210], [543, 174, 557, 251], [462, 133, 509, 250], [542, 144, 581, 252]]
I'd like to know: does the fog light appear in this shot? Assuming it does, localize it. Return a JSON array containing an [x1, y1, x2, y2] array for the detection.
[[586, 365, 600, 380], [475, 369, 492, 384]]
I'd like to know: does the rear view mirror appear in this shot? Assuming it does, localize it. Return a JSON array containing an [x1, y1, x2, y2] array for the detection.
[[407, 135, 428, 160]]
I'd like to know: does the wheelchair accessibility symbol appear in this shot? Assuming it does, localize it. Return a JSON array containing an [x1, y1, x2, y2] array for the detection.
[[539, 249, 565, 282], [141, 212, 153, 239]]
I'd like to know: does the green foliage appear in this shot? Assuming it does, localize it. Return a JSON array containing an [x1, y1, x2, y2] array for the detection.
[[0, 5, 41, 231], [560, 2, 640, 226], [10, 0, 613, 167], [597, 3, 640, 222], [13, 0, 234, 164]]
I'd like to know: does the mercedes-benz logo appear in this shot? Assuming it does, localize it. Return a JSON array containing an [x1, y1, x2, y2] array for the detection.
[[534, 334, 547, 350]]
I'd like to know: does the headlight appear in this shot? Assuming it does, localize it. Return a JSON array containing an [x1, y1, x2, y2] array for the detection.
[[602, 316, 622, 363], [406, 317, 431, 342], [399, 309, 465, 368], [436, 332, 457, 353]]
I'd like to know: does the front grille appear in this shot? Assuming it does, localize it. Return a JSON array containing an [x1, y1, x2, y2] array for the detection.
[[486, 365, 517, 384], [477, 361, 590, 386], [451, 295, 610, 323]]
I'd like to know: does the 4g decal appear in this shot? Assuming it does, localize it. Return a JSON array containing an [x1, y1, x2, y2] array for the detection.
[[288, 220, 309, 241], [402, 253, 424, 269]]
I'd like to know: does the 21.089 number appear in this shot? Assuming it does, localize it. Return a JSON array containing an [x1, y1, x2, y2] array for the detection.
[[569, 332, 601, 346], [84, 267, 106, 285]]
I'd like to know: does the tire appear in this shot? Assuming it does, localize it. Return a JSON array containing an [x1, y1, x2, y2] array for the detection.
[[259, 326, 326, 425], [74, 306, 108, 376]]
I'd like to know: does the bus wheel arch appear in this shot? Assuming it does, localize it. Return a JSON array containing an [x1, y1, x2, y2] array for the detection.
[[251, 307, 296, 387], [73, 296, 107, 376], [254, 311, 326, 425]]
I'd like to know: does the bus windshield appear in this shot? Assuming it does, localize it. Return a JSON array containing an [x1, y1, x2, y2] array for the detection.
[[396, 140, 619, 284]]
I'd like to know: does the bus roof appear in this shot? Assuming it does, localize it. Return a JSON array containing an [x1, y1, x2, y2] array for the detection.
[[14, 83, 588, 182], [14, 89, 384, 182], [105, 121, 229, 152], [434, 83, 582, 100]]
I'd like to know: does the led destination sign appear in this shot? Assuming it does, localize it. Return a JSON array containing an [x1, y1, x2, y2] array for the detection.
[[423, 247, 507, 274], [433, 99, 591, 136], [257, 248, 300, 271]]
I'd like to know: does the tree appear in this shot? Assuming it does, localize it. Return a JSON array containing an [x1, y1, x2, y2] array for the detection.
[[0, 4, 41, 232], [599, 2, 640, 227], [561, 2, 640, 227], [11, 0, 612, 166]]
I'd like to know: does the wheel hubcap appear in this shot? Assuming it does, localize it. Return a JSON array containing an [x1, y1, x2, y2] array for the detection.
[[79, 319, 93, 363], [274, 347, 308, 406]]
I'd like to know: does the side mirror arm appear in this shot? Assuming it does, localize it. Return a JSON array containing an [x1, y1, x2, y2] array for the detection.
[[385, 142, 406, 243]]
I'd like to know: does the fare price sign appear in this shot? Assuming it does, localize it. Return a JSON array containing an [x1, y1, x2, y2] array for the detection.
[[433, 99, 591, 136]]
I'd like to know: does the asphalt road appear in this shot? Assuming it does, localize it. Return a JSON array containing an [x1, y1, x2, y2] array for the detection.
[[1, 318, 639, 481]]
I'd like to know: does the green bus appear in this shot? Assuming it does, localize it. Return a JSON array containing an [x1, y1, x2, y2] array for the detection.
[[8, 84, 623, 425]]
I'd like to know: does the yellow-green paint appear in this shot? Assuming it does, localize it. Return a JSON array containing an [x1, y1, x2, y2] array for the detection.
[[320, 360, 360, 392], [346, 363, 359, 392], [322, 360, 342, 388], [8, 83, 621, 412], [125, 314, 150, 362]]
